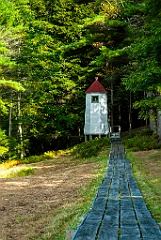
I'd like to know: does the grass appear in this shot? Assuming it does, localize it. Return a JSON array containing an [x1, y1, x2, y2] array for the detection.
[[123, 127, 161, 224], [0, 164, 34, 178], [43, 152, 107, 240], [0, 137, 110, 239], [0, 159, 34, 178], [127, 150, 161, 224], [0, 137, 110, 179], [26, 137, 111, 240], [0, 148, 71, 178], [41, 150, 109, 240], [41, 130, 161, 239], [1, 131, 161, 238]]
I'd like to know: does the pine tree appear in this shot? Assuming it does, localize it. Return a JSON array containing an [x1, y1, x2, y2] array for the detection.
[[122, 0, 161, 122]]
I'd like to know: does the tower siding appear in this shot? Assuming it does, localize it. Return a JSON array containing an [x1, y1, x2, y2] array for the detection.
[[84, 93, 108, 135]]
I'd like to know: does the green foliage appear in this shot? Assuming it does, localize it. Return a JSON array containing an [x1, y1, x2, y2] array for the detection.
[[123, 128, 161, 151], [21, 154, 46, 164], [133, 97, 161, 120], [0, 0, 16, 26], [44, 149, 70, 159], [0, 79, 25, 91], [0, 130, 9, 157], [21, 150, 68, 164], [122, 0, 161, 119], [71, 137, 110, 159], [0, 98, 9, 114], [0, 0, 160, 159], [20, 138, 110, 164]]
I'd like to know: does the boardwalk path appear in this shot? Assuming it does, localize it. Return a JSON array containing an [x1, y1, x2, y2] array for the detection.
[[72, 139, 161, 240]]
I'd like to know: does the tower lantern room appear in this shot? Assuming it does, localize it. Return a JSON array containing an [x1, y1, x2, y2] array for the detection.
[[84, 77, 109, 141]]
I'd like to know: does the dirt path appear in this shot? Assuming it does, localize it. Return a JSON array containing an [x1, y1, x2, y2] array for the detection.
[[0, 158, 98, 240]]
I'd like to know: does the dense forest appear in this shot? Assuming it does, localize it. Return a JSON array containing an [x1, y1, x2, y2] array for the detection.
[[0, 0, 161, 159]]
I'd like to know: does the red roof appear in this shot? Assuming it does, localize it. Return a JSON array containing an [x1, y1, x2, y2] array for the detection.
[[86, 77, 107, 93]]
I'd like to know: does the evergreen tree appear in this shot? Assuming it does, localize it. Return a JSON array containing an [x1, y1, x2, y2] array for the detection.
[[122, 0, 161, 120], [0, 0, 155, 158]]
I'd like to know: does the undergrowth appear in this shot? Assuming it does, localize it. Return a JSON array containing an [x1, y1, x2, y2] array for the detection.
[[70, 137, 110, 159], [122, 127, 161, 151], [0, 137, 110, 178], [21, 137, 110, 163]]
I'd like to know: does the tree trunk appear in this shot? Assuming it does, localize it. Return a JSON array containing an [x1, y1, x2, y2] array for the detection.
[[8, 92, 12, 137], [129, 91, 132, 130], [17, 92, 24, 159]]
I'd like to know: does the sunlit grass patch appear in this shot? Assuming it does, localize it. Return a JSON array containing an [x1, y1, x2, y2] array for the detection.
[[44, 149, 71, 159], [0, 165, 34, 178], [0, 160, 20, 170], [0, 159, 34, 178], [21, 149, 71, 164]]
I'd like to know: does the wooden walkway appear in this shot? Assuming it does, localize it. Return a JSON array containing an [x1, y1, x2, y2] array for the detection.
[[72, 139, 161, 240]]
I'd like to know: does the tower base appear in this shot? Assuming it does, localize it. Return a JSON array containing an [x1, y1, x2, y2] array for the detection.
[[85, 134, 108, 142]]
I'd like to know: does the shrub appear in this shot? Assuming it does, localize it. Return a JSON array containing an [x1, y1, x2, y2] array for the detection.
[[44, 149, 70, 159], [0, 130, 9, 158], [71, 137, 110, 159], [123, 127, 161, 151], [21, 155, 46, 164], [43, 151, 58, 159]]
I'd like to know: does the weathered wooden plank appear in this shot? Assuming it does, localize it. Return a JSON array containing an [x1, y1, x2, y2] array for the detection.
[[103, 177, 111, 185], [97, 226, 118, 240], [84, 210, 103, 225], [96, 192, 108, 198], [120, 209, 137, 227], [108, 188, 118, 199], [119, 226, 141, 240], [105, 171, 113, 179], [73, 140, 161, 240], [132, 197, 148, 209], [111, 179, 119, 186], [97, 185, 109, 197], [120, 198, 133, 210], [135, 207, 152, 218], [102, 208, 119, 227], [107, 199, 119, 210], [120, 181, 130, 198], [72, 223, 99, 240], [128, 182, 142, 197], [132, 193, 161, 239], [92, 197, 107, 212], [140, 225, 161, 240]]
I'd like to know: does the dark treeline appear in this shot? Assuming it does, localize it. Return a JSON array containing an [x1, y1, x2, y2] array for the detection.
[[0, 0, 161, 159]]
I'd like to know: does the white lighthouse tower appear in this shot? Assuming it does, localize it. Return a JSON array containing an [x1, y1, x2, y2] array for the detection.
[[84, 77, 109, 141]]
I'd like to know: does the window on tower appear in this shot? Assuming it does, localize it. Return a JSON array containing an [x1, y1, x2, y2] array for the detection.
[[91, 96, 99, 103]]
